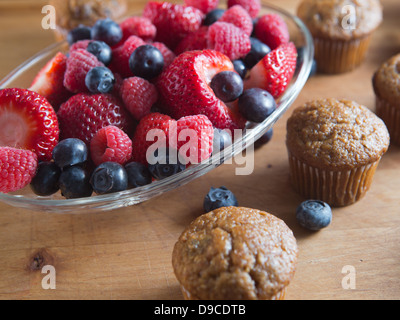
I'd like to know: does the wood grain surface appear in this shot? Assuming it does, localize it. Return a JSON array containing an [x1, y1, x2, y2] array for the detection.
[[0, 0, 399, 300]]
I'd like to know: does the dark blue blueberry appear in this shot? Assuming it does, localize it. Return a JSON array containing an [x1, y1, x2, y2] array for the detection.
[[87, 41, 112, 65], [125, 162, 152, 188], [52, 138, 88, 169], [30, 162, 61, 196], [254, 129, 273, 149], [238, 88, 276, 123], [204, 186, 238, 212], [90, 162, 128, 194], [148, 148, 186, 180], [210, 71, 244, 102], [212, 128, 232, 154], [233, 60, 248, 79], [85, 66, 115, 93], [59, 166, 93, 199], [296, 200, 332, 231], [91, 18, 122, 46], [243, 37, 271, 69], [251, 18, 258, 37], [129, 45, 164, 80], [203, 9, 225, 26], [296, 47, 317, 78], [67, 25, 92, 45]]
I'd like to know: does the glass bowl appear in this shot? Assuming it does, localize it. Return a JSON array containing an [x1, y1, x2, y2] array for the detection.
[[0, 3, 314, 213]]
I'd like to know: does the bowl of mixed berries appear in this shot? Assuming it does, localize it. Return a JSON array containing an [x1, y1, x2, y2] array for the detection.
[[0, 0, 313, 213]]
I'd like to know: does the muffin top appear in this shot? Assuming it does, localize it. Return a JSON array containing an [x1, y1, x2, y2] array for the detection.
[[286, 99, 390, 170], [172, 207, 298, 300], [297, 0, 382, 40], [373, 54, 400, 106]]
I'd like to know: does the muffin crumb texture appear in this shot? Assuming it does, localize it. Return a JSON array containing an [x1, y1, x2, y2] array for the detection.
[[172, 207, 298, 300]]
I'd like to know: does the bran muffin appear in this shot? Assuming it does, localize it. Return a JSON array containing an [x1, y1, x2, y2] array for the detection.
[[286, 98, 389, 207], [297, 0, 382, 74], [373, 54, 400, 146], [50, 0, 127, 41], [172, 207, 298, 300]]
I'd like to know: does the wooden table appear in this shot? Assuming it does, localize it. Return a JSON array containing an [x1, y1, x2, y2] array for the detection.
[[0, 0, 399, 300]]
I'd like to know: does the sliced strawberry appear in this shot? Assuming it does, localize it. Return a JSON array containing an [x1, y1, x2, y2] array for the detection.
[[29, 52, 72, 110], [0, 88, 59, 161], [255, 14, 290, 50], [157, 50, 247, 132], [244, 42, 297, 98]]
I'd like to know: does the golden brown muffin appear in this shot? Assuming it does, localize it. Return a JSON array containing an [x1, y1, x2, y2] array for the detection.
[[172, 207, 298, 300], [297, 0, 382, 74], [286, 98, 389, 207], [50, 0, 127, 41], [373, 54, 400, 145]]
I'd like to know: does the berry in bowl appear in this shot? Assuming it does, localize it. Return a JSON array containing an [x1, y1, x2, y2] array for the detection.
[[0, 0, 313, 213]]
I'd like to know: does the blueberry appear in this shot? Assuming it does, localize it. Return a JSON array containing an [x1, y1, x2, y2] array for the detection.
[[310, 59, 318, 77], [125, 162, 152, 188], [129, 44, 164, 80], [212, 128, 232, 154], [85, 66, 115, 93], [87, 41, 112, 65], [238, 88, 276, 123], [30, 162, 61, 196], [67, 25, 92, 45], [203, 186, 238, 212], [91, 18, 122, 46], [210, 71, 244, 102], [243, 37, 271, 69], [148, 148, 186, 180], [233, 60, 248, 79], [254, 129, 273, 149], [296, 47, 317, 78], [90, 162, 128, 194], [296, 200, 332, 231], [59, 166, 93, 199], [203, 9, 225, 26], [52, 138, 88, 169]]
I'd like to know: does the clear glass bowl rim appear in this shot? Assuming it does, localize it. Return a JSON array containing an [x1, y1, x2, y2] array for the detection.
[[0, 3, 314, 213]]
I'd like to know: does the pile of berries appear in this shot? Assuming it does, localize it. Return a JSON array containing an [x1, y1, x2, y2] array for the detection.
[[0, 0, 297, 199]]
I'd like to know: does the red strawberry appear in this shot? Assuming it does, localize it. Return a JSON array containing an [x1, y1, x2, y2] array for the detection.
[[244, 42, 297, 98], [184, 0, 219, 14], [131, 112, 174, 164], [157, 50, 247, 132], [176, 115, 214, 164], [108, 35, 145, 78], [120, 77, 158, 121], [219, 5, 253, 36], [255, 14, 290, 50], [0, 147, 38, 193], [150, 42, 176, 69], [63, 49, 104, 93], [57, 93, 135, 146], [143, 2, 204, 50], [90, 125, 133, 166], [174, 26, 209, 55], [207, 22, 251, 61], [119, 16, 157, 43], [29, 52, 72, 110], [0, 88, 59, 161], [227, 0, 261, 19]]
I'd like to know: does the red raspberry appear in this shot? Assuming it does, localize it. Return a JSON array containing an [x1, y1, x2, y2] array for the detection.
[[184, 0, 219, 14], [108, 36, 145, 78], [63, 49, 104, 93], [90, 126, 133, 166], [176, 115, 214, 164], [255, 14, 290, 50], [119, 17, 157, 43], [150, 42, 176, 69], [69, 40, 93, 53], [131, 112, 174, 165], [120, 77, 159, 121], [219, 5, 253, 36], [143, 2, 204, 50], [0, 147, 38, 193], [207, 22, 251, 61], [174, 26, 209, 55], [57, 93, 135, 146], [227, 0, 261, 19]]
